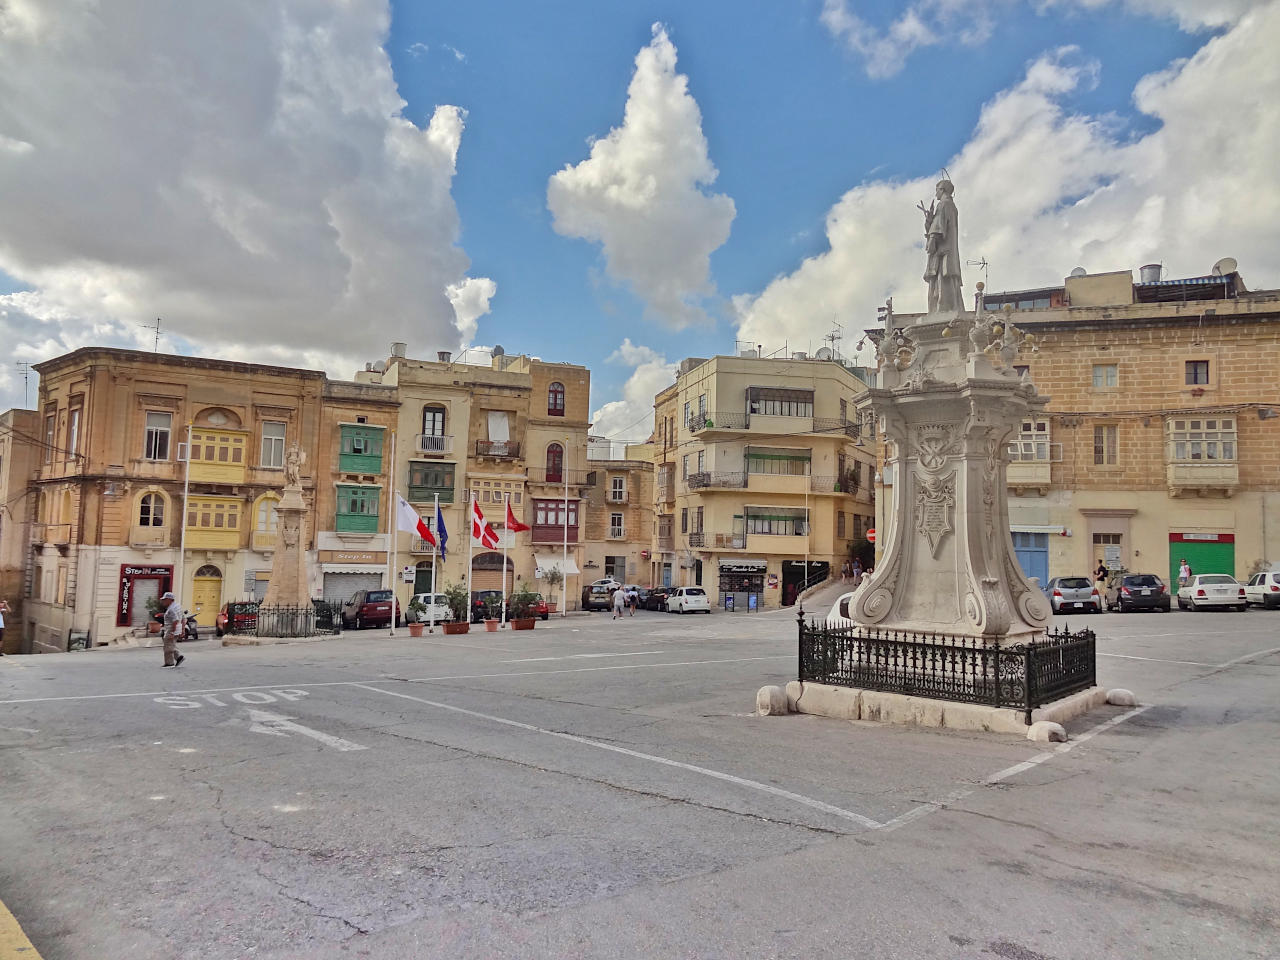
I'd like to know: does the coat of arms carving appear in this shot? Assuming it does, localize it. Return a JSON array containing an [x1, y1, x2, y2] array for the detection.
[[915, 472, 956, 557]]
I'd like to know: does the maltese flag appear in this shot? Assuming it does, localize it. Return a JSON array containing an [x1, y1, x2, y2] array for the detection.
[[395, 494, 436, 548], [505, 495, 530, 533], [471, 499, 500, 549]]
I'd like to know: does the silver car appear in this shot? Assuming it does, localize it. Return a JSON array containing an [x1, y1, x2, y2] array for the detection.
[[1044, 576, 1103, 614]]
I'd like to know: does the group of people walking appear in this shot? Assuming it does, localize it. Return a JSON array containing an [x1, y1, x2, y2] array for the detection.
[[840, 559, 871, 586], [611, 585, 640, 619]]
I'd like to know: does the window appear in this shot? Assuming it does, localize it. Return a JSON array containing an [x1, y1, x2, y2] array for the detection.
[[44, 413, 55, 462], [743, 509, 809, 536], [532, 499, 577, 526], [1091, 364, 1118, 388], [261, 421, 286, 468], [681, 507, 688, 533], [339, 425, 384, 472], [186, 499, 241, 530], [609, 513, 624, 538], [747, 387, 814, 418], [256, 497, 279, 532], [837, 511, 846, 539], [408, 461, 456, 500], [1185, 360, 1210, 385], [546, 443, 564, 483], [605, 555, 626, 580], [696, 450, 705, 473], [422, 405, 446, 437], [1166, 417, 1236, 461], [67, 407, 81, 458], [694, 506, 704, 533], [698, 394, 707, 417], [547, 382, 565, 417], [839, 398, 848, 423], [610, 476, 625, 501], [191, 430, 246, 465], [683, 401, 691, 426], [746, 448, 812, 476], [144, 412, 171, 460], [138, 492, 165, 527], [336, 485, 380, 532], [682, 455, 689, 480], [1009, 418, 1051, 461], [1093, 425, 1118, 465]]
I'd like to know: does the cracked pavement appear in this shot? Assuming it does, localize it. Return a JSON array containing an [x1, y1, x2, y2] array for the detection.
[[1, 606, 1278, 958]]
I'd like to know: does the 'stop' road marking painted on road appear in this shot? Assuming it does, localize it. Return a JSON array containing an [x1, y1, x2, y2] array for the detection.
[[352, 682, 883, 831]]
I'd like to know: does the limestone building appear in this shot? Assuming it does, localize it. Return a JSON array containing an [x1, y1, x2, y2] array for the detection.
[[876, 263, 1280, 584], [580, 444, 654, 586], [0, 409, 39, 652], [650, 353, 875, 609]]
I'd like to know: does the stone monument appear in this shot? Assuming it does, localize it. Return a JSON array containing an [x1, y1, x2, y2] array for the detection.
[[261, 444, 310, 610], [853, 178, 1052, 642]]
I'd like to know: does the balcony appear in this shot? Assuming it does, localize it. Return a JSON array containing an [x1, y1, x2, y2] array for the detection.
[[31, 523, 72, 545], [712, 533, 746, 550], [746, 533, 810, 555], [130, 525, 170, 549], [744, 473, 808, 496], [688, 531, 706, 547], [409, 536, 438, 554], [606, 492, 629, 505], [414, 434, 454, 456], [1167, 460, 1239, 497], [657, 477, 674, 503], [531, 523, 578, 544], [1006, 460, 1052, 494], [476, 440, 521, 459], [689, 412, 748, 434], [527, 467, 592, 486], [810, 472, 864, 496], [407, 484, 455, 504], [688, 471, 746, 490], [657, 534, 674, 551], [185, 527, 240, 551], [251, 530, 277, 552], [812, 418, 859, 440]]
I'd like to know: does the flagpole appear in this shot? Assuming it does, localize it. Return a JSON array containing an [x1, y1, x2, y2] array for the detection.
[[466, 498, 474, 621], [429, 493, 438, 633], [562, 434, 569, 618], [501, 493, 509, 629], [388, 431, 397, 638]]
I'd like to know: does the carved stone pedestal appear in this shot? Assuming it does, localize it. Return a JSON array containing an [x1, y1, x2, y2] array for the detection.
[[854, 314, 1053, 643], [261, 483, 310, 610]]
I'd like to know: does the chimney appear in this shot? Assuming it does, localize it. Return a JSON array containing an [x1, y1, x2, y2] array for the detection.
[[437, 351, 452, 363]]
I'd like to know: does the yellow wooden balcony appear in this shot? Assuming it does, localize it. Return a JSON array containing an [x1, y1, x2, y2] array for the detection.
[[1167, 460, 1238, 497], [187, 429, 249, 485]]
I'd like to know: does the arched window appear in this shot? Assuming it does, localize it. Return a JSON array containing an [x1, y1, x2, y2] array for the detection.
[[546, 443, 564, 484], [138, 492, 165, 527], [422, 404, 446, 437], [255, 496, 280, 532], [194, 564, 222, 578], [547, 381, 565, 417]]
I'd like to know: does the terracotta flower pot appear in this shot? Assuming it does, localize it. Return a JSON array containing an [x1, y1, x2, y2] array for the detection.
[[511, 618, 536, 631], [147, 620, 162, 635], [408, 622, 425, 637], [484, 619, 499, 632], [442, 621, 469, 635]]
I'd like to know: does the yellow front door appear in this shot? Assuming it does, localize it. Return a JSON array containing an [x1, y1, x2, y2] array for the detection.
[[191, 577, 222, 625]]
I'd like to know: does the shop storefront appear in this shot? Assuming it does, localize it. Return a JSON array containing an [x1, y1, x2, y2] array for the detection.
[[719, 559, 766, 612]]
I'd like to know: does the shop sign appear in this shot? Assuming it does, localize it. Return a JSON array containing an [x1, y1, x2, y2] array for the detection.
[[318, 550, 387, 564], [719, 559, 767, 573], [117, 564, 173, 626]]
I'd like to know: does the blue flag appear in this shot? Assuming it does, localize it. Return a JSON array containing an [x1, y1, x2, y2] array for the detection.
[[435, 503, 449, 559]]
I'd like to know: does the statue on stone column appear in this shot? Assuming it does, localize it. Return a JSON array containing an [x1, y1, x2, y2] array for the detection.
[[919, 178, 963, 314], [284, 443, 305, 489]]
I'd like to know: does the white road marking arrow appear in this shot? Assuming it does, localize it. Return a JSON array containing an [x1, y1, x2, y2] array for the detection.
[[244, 709, 368, 752]]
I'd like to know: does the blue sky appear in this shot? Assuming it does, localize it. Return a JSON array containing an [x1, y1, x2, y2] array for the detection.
[[0, 1, 1274, 437]]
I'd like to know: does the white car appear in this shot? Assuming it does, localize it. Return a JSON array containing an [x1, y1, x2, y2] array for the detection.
[[405, 592, 452, 623], [667, 586, 711, 614], [590, 577, 621, 590], [1244, 571, 1280, 609], [1176, 574, 1246, 611]]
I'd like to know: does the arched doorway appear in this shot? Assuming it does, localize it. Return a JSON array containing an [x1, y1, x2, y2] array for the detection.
[[471, 552, 515, 592], [191, 563, 223, 625], [414, 560, 435, 595]]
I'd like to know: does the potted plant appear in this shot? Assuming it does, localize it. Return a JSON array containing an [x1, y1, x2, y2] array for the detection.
[[543, 567, 564, 613], [508, 587, 538, 631], [145, 595, 164, 634], [482, 593, 503, 632], [406, 596, 427, 637], [442, 582, 470, 635]]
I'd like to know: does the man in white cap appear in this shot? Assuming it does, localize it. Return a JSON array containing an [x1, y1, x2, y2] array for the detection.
[[159, 592, 185, 668]]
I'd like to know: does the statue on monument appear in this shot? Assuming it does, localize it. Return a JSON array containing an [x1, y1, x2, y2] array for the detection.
[[284, 443, 306, 489], [918, 178, 963, 315]]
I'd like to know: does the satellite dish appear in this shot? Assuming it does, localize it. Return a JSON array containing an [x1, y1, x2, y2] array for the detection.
[[1211, 257, 1237, 277], [815, 346, 833, 361], [492, 344, 505, 357], [1069, 266, 1087, 278]]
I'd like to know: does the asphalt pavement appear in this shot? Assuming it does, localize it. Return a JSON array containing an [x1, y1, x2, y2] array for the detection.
[[1, 602, 1277, 959]]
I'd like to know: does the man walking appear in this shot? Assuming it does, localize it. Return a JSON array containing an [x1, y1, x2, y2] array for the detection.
[[611, 586, 626, 621], [159, 591, 185, 668], [0, 598, 8, 656]]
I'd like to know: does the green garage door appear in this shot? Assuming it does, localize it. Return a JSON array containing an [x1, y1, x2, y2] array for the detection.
[[1169, 533, 1235, 585]]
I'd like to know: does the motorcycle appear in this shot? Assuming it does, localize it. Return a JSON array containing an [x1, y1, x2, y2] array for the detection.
[[181, 609, 200, 641]]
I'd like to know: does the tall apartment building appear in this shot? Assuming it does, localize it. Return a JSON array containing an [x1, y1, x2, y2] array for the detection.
[[877, 263, 1280, 584], [357, 346, 591, 611], [580, 444, 654, 585], [651, 353, 875, 609], [0, 409, 39, 653]]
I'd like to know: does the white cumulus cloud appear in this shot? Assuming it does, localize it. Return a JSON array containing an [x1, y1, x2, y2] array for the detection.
[[590, 339, 678, 443], [737, 6, 1280, 359], [0, 0, 493, 410], [547, 23, 735, 329]]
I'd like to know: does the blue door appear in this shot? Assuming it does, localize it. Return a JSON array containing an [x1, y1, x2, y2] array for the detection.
[[1012, 532, 1049, 587]]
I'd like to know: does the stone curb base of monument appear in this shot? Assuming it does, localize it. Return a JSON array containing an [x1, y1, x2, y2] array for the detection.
[[222, 634, 331, 647], [765, 681, 1111, 736]]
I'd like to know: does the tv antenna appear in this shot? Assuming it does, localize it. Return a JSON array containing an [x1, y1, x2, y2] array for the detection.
[[966, 257, 990, 285], [15, 361, 31, 408], [823, 321, 843, 361], [139, 317, 162, 352]]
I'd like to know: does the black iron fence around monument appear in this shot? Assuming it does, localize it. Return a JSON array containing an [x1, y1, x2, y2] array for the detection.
[[797, 614, 1096, 725], [250, 601, 344, 638]]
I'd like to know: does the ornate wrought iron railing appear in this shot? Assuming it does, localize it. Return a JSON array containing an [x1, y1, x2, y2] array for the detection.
[[797, 616, 1095, 725], [812, 418, 859, 439], [689, 412, 749, 432], [253, 602, 343, 638]]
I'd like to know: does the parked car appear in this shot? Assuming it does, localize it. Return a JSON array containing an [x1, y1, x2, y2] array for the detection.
[[405, 592, 452, 624], [215, 600, 259, 637], [582, 584, 614, 611], [1102, 573, 1171, 613], [1244, 571, 1280, 609], [590, 577, 622, 590], [667, 586, 711, 614], [341, 589, 401, 629], [643, 586, 673, 611], [509, 592, 550, 620], [1177, 574, 1246, 611], [1044, 576, 1102, 614], [470, 590, 505, 622]]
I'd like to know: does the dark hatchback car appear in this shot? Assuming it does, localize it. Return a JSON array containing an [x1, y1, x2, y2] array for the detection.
[[1103, 573, 1171, 612], [581, 584, 614, 611], [471, 590, 505, 622], [643, 586, 673, 611], [341, 589, 400, 629]]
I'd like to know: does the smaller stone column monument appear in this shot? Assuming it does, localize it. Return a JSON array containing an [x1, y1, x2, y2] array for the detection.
[[261, 444, 311, 615]]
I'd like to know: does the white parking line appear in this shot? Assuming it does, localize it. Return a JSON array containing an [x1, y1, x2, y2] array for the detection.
[[1097, 653, 1213, 666], [501, 651, 667, 663], [352, 682, 884, 830]]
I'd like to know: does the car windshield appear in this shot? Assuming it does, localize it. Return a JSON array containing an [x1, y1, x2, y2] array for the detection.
[[684, 588, 706, 596], [1124, 575, 1161, 587], [366, 590, 393, 602], [1199, 575, 1235, 585], [1058, 578, 1091, 589]]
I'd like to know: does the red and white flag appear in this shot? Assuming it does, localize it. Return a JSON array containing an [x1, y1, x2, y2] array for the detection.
[[505, 495, 530, 533], [471, 499, 500, 549], [395, 494, 436, 548]]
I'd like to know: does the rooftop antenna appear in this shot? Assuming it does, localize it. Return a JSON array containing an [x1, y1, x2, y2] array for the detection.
[[15, 361, 30, 408], [966, 256, 990, 285], [823, 321, 843, 362], [139, 317, 162, 352]]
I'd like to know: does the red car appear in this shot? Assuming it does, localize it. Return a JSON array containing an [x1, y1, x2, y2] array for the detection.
[[215, 601, 259, 637], [340, 589, 401, 629], [513, 592, 550, 621]]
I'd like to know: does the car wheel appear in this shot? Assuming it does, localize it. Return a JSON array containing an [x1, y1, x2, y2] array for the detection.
[[1238, 604, 1248, 612]]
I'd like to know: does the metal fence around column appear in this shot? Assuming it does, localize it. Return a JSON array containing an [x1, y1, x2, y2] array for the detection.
[[797, 613, 1095, 725], [252, 602, 343, 638]]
